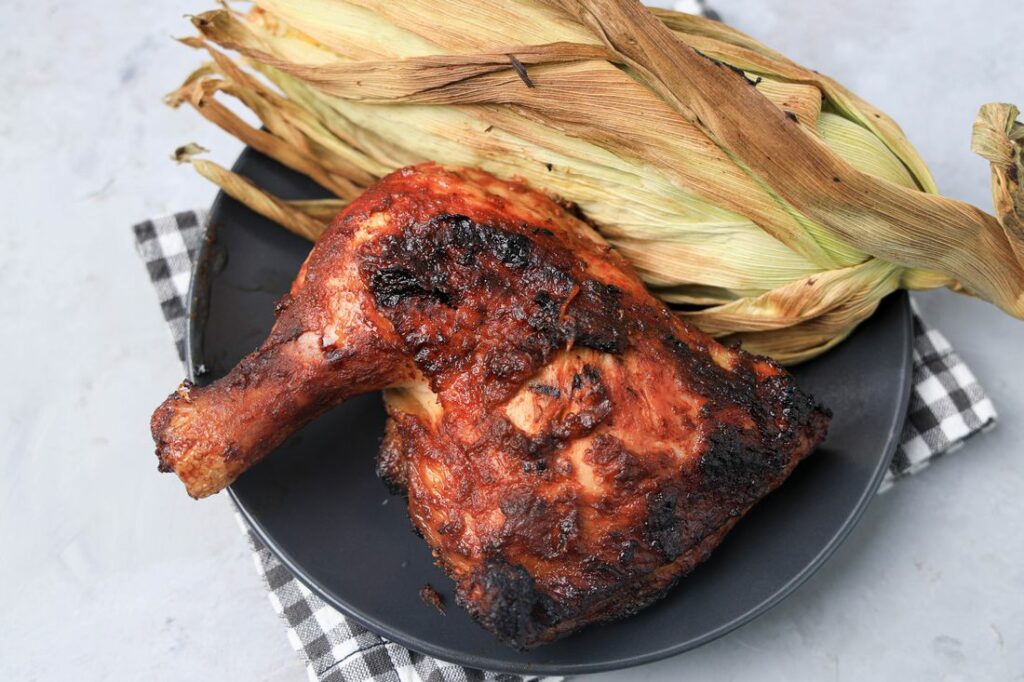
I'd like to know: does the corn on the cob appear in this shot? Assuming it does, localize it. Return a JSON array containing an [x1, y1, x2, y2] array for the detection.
[[166, 0, 1024, 362]]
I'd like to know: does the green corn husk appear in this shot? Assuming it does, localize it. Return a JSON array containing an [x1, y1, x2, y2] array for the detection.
[[166, 0, 1024, 363]]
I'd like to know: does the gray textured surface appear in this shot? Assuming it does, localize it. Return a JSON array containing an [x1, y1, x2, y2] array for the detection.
[[1, 0, 1021, 679]]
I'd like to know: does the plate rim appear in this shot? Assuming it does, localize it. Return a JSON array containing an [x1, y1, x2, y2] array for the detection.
[[184, 147, 914, 676]]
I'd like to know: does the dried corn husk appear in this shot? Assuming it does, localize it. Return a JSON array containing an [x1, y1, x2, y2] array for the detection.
[[166, 0, 1024, 363]]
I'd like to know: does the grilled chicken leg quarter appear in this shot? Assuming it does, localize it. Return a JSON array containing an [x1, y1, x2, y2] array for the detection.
[[152, 164, 830, 648]]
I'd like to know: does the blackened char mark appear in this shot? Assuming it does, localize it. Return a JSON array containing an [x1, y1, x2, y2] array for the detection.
[[698, 423, 782, 506], [529, 383, 561, 398], [662, 333, 752, 407], [644, 488, 683, 561], [757, 374, 833, 447], [528, 290, 561, 335], [494, 231, 532, 268], [439, 213, 532, 268], [529, 281, 628, 354], [468, 559, 560, 649], [568, 281, 626, 353], [370, 266, 451, 308]]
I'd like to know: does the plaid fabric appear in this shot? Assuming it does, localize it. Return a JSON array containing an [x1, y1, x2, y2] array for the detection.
[[134, 208, 997, 680], [880, 313, 998, 490], [132, 210, 206, 360]]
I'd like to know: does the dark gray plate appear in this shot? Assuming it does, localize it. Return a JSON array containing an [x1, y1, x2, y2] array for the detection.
[[186, 148, 913, 676]]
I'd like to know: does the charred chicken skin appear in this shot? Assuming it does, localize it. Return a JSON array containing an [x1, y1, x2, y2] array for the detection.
[[151, 163, 830, 648]]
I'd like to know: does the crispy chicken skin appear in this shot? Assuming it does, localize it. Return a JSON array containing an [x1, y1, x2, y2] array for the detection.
[[151, 163, 830, 648]]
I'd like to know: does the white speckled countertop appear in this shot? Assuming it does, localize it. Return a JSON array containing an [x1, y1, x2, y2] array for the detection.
[[1, 1, 1021, 679]]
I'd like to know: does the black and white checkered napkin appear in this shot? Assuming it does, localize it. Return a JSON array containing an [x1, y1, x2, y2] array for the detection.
[[134, 208, 996, 680]]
